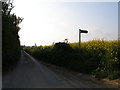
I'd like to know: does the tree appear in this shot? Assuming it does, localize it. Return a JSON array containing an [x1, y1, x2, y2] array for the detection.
[[2, 0, 23, 73]]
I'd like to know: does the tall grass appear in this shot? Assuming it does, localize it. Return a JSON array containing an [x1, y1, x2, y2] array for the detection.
[[24, 40, 119, 80]]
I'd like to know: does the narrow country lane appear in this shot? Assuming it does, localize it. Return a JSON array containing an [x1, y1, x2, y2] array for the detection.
[[2, 50, 118, 88]]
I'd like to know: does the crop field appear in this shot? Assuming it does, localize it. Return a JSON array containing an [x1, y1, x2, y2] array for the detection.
[[24, 40, 120, 80]]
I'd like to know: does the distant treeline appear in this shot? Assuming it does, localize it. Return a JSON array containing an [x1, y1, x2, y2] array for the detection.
[[24, 40, 119, 80], [2, 1, 23, 73]]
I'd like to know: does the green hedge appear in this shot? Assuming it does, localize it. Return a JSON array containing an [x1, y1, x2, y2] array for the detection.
[[2, 1, 23, 73], [24, 40, 119, 80]]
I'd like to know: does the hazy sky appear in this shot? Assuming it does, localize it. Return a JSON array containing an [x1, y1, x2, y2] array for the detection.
[[11, 0, 118, 46]]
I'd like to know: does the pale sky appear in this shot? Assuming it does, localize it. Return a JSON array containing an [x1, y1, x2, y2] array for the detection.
[[11, 0, 118, 46]]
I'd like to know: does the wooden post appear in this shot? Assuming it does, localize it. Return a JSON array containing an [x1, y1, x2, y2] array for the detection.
[[79, 29, 88, 48], [79, 29, 81, 47]]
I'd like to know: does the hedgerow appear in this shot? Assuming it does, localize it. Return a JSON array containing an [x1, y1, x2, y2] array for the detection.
[[24, 40, 119, 80]]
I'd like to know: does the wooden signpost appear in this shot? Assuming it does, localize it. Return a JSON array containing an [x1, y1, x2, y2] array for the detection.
[[79, 29, 88, 47]]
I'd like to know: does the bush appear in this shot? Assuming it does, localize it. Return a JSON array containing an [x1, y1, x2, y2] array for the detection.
[[24, 40, 119, 80], [2, 1, 23, 73]]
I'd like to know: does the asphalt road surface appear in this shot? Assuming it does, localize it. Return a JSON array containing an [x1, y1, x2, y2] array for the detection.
[[2, 50, 118, 88]]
